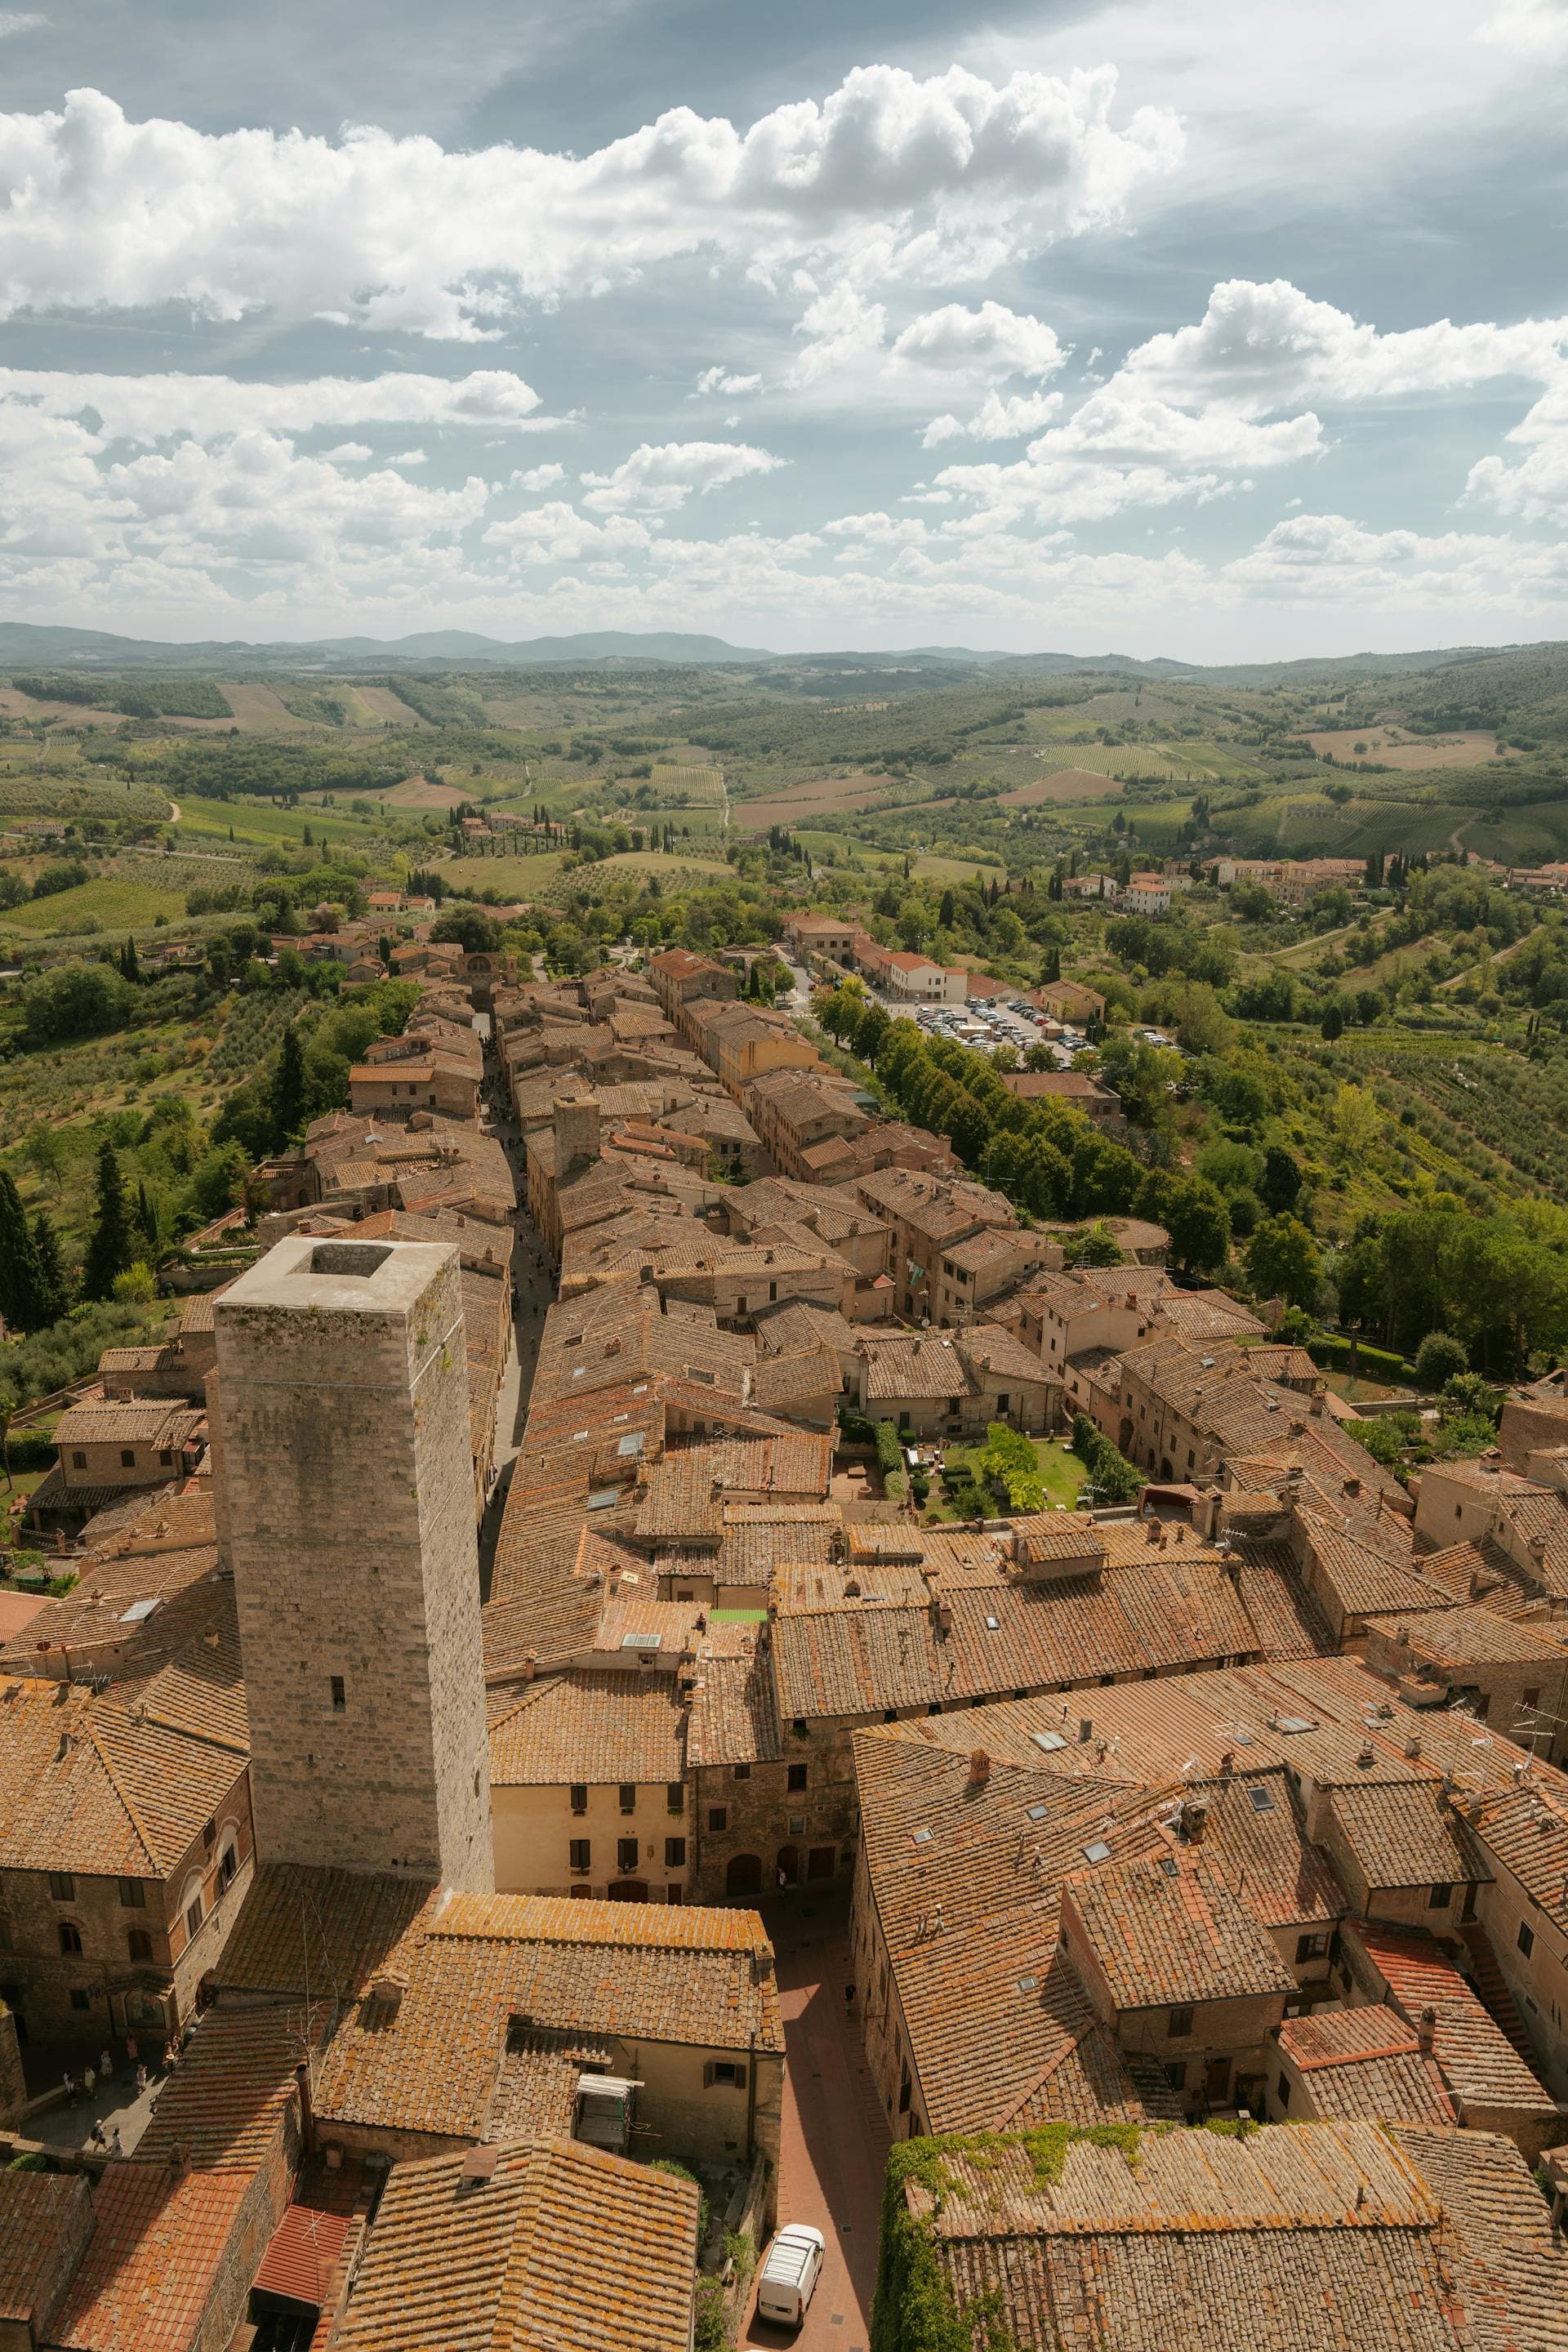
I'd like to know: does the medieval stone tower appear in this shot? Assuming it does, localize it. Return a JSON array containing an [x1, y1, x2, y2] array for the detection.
[[213, 1235, 493, 1892]]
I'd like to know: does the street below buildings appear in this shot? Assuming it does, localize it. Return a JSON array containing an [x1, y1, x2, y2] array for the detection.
[[741, 1898, 888, 2352]]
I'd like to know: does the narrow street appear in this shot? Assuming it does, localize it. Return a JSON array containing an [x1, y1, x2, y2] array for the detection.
[[475, 1010, 547, 1598], [742, 1899, 888, 2352]]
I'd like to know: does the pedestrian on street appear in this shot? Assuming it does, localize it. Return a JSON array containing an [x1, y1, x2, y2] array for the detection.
[[135, 2064, 148, 2096], [82, 2064, 96, 2097], [62, 2070, 76, 2105], [124, 2032, 138, 2078], [99, 2047, 112, 2079], [109, 2127, 122, 2156]]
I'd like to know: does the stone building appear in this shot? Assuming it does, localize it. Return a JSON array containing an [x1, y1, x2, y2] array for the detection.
[[212, 1236, 493, 1892]]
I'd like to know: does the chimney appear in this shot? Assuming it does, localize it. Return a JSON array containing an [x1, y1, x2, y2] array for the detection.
[[522, 1656, 537, 1685], [1309, 1385, 1325, 1417], [1218, 1749, 1236, 1778], [1184, 1802, 1208, 1845], [1343, 1476, 1361, 1499], [1356, 1741, 1375, 1768], [935, 1601, 954, 1639], [1078, 1717, 1094, 1744], [968, 1749, 991, 1789], [1416, 2007, 1437, 2056]]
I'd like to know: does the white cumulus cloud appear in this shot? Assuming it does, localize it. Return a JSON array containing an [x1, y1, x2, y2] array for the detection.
[[1118, 278, 1568, 415], [513, 461, 566, 492], [0, 74, 1183, 338], [579, 440, 783, 513], [890, 301, 1066, 380], [0, 367, 544, 442], [921, 390, 1065, 447], [694, 366, 763, 395]]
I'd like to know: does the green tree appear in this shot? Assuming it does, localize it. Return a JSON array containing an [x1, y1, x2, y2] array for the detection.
[[30, 1211, 68, 1325], [1246, 1214, 1321, 1311], [1162, 1176, 1232, 1276], [82, 1140, 134, 1300], [0, 1169, 42, 1332], [270, 1024, 307, 1150], [1259, 1145, 1303, 1213], [1320, 1000, 1344, 1040], [1414, 1330, 1469, 1390], [431, 905, 501, 954]]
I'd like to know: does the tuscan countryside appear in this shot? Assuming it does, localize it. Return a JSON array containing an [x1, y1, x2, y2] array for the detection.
[[1, 6, 1567, 2352]]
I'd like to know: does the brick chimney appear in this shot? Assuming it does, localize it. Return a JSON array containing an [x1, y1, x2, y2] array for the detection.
[[968, 1749, 991, 1789], [1183, 1802, 1208, 1845], [1417, 2006, 1437, 2056]]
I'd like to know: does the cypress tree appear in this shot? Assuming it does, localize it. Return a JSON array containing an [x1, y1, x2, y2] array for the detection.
[[270, 1025, 307, 1151], [0, 1169, 42, 1332], [31, 1210, 68, 1325], [82, 1140, 133, 1299]]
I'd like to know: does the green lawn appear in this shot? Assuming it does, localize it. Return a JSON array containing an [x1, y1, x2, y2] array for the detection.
[[922, 1435, 1088, 1521]]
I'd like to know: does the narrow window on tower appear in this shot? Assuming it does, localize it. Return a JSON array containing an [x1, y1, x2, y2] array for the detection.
[[330, 1676, 347, 1713]]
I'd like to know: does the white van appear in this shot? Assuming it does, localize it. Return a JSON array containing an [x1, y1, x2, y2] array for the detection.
[[755, 2224, 826, 2330]]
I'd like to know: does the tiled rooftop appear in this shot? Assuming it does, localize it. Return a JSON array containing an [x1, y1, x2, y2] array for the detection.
[[333, 2136, 699, 2352]]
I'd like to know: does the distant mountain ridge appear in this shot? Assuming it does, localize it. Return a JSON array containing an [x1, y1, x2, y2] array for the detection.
[[0, 617, 1559, 688]]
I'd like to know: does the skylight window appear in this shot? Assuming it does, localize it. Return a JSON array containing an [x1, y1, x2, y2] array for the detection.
[[1031, 1730, 1067, 1753], [911, 1827, 933, 1847], [1027, 1802, 1049, 1821], [984, 1614, 1000, 1632], [1083, 1839, 1112, 1864], [1017, 1974, 1038, 1993], [1248, 1784, 1277, 1813]]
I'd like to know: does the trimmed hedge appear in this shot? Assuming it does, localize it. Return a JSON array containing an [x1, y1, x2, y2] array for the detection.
[[1306, 1335, 1410, 1383], [874, 1419, 908, 1504]]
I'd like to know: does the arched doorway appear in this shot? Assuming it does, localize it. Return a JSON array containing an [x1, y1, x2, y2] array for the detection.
[[776, 1845, 800, 1886], [726, 1853, 763, 1898], [607, 1880, 648, 1903]]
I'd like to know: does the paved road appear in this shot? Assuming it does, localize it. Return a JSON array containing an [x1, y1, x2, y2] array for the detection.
[[741, 1901, 888, 2352]]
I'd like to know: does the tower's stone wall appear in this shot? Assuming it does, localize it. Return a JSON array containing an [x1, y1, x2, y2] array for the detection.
[[214, 1236, 493, 1890]]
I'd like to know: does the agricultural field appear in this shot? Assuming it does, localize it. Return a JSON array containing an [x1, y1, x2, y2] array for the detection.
[[589, 849, 733, 881], [350, 684, 429, 727], [999, 766, 1128, 806], [439, 850, 568, 898], [217, 683, 314, 731], [364, 775, 474, 811], [731, 772, 897, 830], [1306, 728, 1516, 768], [912, 853, 1006, 883], [167, 794, 392, 852], [0, 871, 194, 938]]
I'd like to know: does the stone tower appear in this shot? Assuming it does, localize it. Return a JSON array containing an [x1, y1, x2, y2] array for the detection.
[[213, 1235, 493, 1891], [553, 1090, 601, 1180]]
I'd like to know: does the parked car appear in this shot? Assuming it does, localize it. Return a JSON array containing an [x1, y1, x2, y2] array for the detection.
[[755, 2224, 826, 2330]]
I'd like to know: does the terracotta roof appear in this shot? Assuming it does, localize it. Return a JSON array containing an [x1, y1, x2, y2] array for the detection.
[[51, 1401, 204, 1449], [1347, 1920, 1558, 2116], [51, 2163, 256, 2352], [0, 1676, 247, 1878], [1327, 1779, 1490, 1891], [136, 2003, 327, 2169], [1278, 2008, 1458, 2128], [314, 1891, 782, 2142], [333, 2136, 699, 2352], [214, 1864, 442, 2001], [1064, 1847, 1298, 2009], [488, 1670, 685, 1786], [0, 2172, 91, 2333], [905, 2119, 1558, 2352], [686, 1650, 783, 1767]]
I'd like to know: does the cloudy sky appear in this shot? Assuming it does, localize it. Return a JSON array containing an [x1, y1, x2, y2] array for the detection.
[[1, 0, 1567, 657]]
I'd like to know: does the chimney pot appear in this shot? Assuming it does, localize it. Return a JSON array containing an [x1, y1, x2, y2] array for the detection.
[[1184, 1802, 1208, 1845], [1417, 2006, 1437, 2055]]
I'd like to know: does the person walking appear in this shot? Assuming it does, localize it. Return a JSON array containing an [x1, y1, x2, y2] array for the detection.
[[62, 2069, 76, 2105], [82, 2063, 96, 2099], [99, 2047, 112, 2081]]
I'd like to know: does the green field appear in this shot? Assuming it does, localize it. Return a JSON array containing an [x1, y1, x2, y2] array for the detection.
[[0, 873, 193, 936], [441, 850, 569, 898], [590, 850, 733, 881], [170, 794, 389, 850], [913, 853, 1007, 882]]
